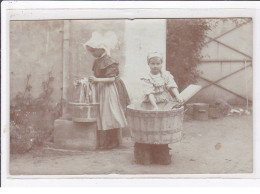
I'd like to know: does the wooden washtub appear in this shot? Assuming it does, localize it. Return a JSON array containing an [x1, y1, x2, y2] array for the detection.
[[126, 102, 184, 144]]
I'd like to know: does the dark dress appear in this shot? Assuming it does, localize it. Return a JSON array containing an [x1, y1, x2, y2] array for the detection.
[[93, 54, 130, 149]]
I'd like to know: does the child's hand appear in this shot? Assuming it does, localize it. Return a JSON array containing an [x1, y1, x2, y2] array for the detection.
[[176, 95, 184, 104], [88, 76, 97, 83], [153, 105, 159, 111], [171, 88, 184, 104]]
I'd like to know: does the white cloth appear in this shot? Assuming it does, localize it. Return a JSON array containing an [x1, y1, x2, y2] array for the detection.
[[79, 79, 97, 104], [147, 52, 163, 63], [83, 31, 119, 56]]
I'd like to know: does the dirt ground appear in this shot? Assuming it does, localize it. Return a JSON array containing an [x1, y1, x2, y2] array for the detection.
[[10, 114, 253, 175]]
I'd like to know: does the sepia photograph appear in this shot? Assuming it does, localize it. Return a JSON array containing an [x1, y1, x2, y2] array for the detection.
[[7, 17, 253, 175]]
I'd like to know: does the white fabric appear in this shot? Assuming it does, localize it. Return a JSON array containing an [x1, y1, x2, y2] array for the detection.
[[83, 31, 119, 56], [78, 79, 97, 104], [147, 52, 163, 63]]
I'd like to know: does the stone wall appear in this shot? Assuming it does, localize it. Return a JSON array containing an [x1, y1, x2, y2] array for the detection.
[[10, 21, 63, 103]]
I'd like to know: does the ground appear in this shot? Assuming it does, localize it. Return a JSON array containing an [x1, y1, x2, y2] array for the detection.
[[10, 114, 253, 175]]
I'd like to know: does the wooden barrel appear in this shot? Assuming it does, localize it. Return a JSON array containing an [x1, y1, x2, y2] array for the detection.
[[69, 102, 99, 122], [126, 103, 184, 144]]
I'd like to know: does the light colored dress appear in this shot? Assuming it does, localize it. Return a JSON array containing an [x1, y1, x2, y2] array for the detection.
[[140, 70, 178, 103], [97, 81, 127, 130], [93, 54, 130, 131]]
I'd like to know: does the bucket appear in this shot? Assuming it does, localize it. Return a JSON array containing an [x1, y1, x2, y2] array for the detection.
[[69, 102, 99, 122]]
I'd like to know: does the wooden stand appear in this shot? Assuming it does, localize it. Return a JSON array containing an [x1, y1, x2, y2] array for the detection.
[[54, 119, 98, 150]]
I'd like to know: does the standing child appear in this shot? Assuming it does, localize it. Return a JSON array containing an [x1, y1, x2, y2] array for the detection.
[[135, 52, 183, 165], [84, 31, 130, 150]]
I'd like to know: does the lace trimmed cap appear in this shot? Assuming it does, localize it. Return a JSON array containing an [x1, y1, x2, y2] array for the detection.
[[147, 52, 163, 63]]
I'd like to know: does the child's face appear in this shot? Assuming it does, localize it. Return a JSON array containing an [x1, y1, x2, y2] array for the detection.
[[148, 57, 163, 74], [86, 46, 105, 58]]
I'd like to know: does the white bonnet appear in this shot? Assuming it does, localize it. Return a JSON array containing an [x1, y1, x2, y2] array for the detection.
[[147, 52, 164, 63], [83, 31, 119, 56]]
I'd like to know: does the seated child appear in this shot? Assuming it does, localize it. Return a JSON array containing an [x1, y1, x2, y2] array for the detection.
[[134, 52, 183, 165], [141, 52, 183, 110]]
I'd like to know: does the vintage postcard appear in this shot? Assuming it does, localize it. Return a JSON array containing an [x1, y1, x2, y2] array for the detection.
[[1, 1, 260, 187]]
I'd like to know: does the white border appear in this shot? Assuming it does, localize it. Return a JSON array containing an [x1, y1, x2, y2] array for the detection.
[[5, 8, 257, 20], [2, 1, 260, 9], [2, 1, 260, 187]]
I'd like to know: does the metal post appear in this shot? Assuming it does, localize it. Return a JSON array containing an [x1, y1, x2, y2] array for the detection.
[[62, 20, 70, 116], [244, 59, 249, 110]]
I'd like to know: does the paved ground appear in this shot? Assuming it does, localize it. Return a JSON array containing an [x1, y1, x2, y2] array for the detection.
[[10, 115, 253, 175]]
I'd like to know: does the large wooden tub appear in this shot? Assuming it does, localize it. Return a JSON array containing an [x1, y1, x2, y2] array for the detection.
[[69, 102, 99, 122], [126, 102, 184, 144]]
